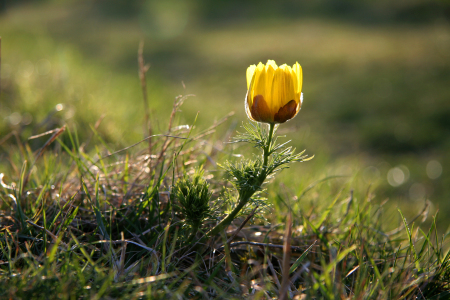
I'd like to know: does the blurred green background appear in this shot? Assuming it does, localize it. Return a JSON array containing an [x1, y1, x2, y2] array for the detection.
[[0, 0, 449, 229]]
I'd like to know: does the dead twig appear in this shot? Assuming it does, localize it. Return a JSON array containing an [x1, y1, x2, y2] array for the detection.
[[138, 41, 152, 157], [95, 134, 187, 163], [28, 128, 62, 140], [26, 220, 68, 249], [0, 131, 13, 147], [90, 239, 157, 254], [279, 213, 292, 300], [216, 241, 310, 252], [267, 254, 282, 291]]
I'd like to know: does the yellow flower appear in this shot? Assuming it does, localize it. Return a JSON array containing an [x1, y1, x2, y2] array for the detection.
[[245, 60, 303, 124]]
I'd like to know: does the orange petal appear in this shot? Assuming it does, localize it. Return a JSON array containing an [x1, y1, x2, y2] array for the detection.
[[273, 100, 298, 123], [250, 94, 273, 123]]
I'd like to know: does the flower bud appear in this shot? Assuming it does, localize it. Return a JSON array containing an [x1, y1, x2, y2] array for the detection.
[[246, 60, 303, 124]]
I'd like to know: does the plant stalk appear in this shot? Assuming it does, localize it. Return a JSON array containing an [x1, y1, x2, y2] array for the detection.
[[204, 123, 275, 240], [185, 222, 200, 245], [262, 123, 275, 176]]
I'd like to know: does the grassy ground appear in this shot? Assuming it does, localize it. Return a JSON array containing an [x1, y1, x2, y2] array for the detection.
[[1, 102, 449, 299], [1, 1, 450, 298]]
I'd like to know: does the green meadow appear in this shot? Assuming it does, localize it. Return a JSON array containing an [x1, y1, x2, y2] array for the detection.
[[1, 1, 449, 298]]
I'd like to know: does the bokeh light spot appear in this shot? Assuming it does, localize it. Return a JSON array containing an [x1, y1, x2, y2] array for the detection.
[[387, 165, 410, 187], [22, 113, 33, 125], [55, 104, 64, 111], [9, 112, 22, 126], [426, 160, 442, 180]]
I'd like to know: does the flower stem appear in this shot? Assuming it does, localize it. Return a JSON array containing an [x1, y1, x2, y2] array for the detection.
[[262, 123, 275, 176], [185, 222, 200, 245], [204, 123, 275, 240]]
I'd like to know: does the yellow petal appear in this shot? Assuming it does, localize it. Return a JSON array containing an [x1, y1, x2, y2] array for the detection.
[[266, 60, 278, 70], [292, 62, 303, 94], [271, 67, 295, 114], [290, 68, 297, 95], [247, 63, 265, 107], [252, 63, 267, 103], [264, 62, 276, 103], [246, 65, 256, 90]]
